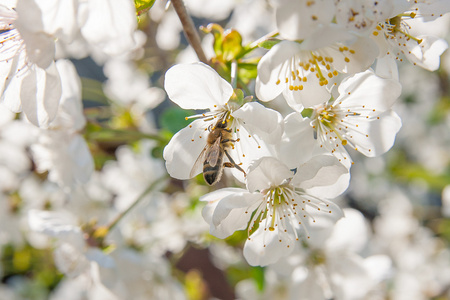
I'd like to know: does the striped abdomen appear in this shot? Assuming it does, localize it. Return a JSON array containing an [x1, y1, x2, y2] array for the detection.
[[203, 150, 224, 185]]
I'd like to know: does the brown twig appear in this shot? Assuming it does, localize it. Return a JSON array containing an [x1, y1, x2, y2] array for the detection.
[[171, 0, 208, 64]]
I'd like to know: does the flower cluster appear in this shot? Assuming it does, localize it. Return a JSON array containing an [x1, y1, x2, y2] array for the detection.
[[163, 0, 449, 271], [0, 0, 449, 299]]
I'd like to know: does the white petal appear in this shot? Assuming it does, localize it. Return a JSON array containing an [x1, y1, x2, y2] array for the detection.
[[276, 0, 335, 40], [302, 203, 345, 248], [283, 77, 331, 110], [79, 0, 137, 56], [85, 248, 115, 269], [325, 208, 369, 252], [346, 110, 402, 157], [227, 123, 275, 183], [54, 243, 90, 277], [337, 69, 402, 112], [298, 24, 354, 51], [363, 255, 392, 283], [243, 225, 295, 266], [405, 35, 448, 71], [210, 192, 262, 239], [326, 252, 372, 300], [246, 157, 293, 193], [14, 0, 55, 69], [28, 209, 84, 248], [164, 62, 233, 109], [66, 134, 94, 184], [31, 132, 94, 188], [21, 63, 62, 127], [375, 54, 399, 80], [0, 58, 23, 113], [232, 102, 283, 144], [201, 187, 249, 225], [322, 36, 378, 74], [0, 56, 19, 99], [200, 187, 248, 202], [163, 119, 210, 180], [30, 0, 78, 42], [415, 1, 450, 22], [255, 41, 301, 102], [279, 112, 322, 168], [292, 155, 350, 198], [53, 59, 85, 130]]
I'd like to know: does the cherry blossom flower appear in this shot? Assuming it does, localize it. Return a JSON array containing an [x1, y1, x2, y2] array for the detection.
[[287, 209, 392, 300], [163, 62, 283, 183], [30, 60, 93, 190], [0, 2, 61, 127], [255, 26, 378, 111], [27, 209, 115, 277], [201, 156, 349, 266], [335, 0, 449, 75], [280, 69, 402, 168], [372, 13, 448, 73]]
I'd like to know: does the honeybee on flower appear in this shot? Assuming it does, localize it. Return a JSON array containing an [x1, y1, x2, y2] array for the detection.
[[163, 62, 283, 184]]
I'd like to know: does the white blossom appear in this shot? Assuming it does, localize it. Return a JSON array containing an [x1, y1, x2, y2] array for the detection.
[[163, 62, 283, 183], [280, 69, 402, 168], [0, 2, 61, 127], [201, 156, 348, 266], [255, 27, 378, 111]]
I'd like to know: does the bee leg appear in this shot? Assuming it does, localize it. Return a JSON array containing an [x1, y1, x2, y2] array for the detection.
[[224, 150, 246, 176]]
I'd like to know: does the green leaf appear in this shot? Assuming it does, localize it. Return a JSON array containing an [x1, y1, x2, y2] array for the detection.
[[301, 108, 313, 118], [238, 62, 258, 82], [258, 38, 282, 50], [223, 29, 244, 61], [159, 107, 195, 134], [201, 23, 224, 57], [135, 0, 156, 15], [251, 266, 265, 292]]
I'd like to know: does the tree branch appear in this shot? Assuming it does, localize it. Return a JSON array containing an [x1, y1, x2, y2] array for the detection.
[[171, 0, 208, 64]]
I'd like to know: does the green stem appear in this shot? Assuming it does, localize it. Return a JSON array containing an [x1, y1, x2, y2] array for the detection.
[[86, 127, 167, 143], [248, 30, 279, 50], [105, 175, 169, 233], [231, 60, 238, 89]]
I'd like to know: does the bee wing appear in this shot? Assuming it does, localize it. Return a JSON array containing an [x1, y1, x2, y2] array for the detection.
[[190, 145, 208, 178], [206, 136, 221, 167]]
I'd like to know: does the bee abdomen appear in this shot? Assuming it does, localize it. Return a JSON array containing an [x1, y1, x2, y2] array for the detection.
[[203, 164, 223, 185]]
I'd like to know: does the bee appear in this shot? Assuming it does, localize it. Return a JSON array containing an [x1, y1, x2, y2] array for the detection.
[[190, 118, 245, 185]]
